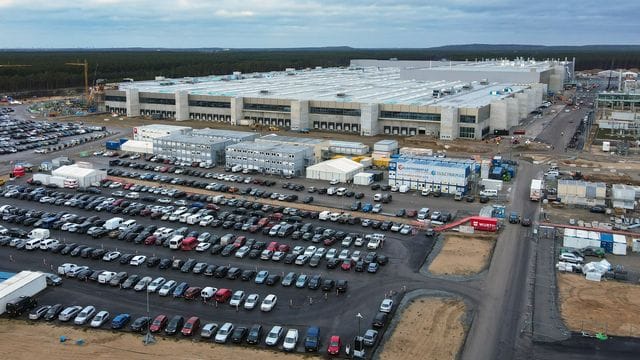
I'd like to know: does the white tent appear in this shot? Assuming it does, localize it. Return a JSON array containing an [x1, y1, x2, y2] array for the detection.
[[121, 140, 153, 154], [306, 158, 364, 183], [51, 164, 106, 188]]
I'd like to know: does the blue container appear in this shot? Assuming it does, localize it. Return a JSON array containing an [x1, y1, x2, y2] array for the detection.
[[492, 156, 502, 166], [600, 233, 613, 242], [600, 240, 614, 253], [119, 138, 129, 144], [506, 166, 516, 178], [105, 140, 121, 150]]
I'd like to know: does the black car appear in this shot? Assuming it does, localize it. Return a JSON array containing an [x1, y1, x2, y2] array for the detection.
[[43, 303, 64, 321], [119, 253, 135, 264], [372, 312, 388, 328], [590, 206, 606, 213], [336, 279, 348, 293], [164, 315, 184, 335], [326, 258, 340, 269], [246, 324, 263, 345], [265, 274, 281, 286], [130, 316, 151, 332], [146, 256, 161, 267], [308, 275, 322, 290], [158, 258, 172, 269], [231, 326, 248, 343], [321, 279, 335, 292], [241, 269, 256, 281]]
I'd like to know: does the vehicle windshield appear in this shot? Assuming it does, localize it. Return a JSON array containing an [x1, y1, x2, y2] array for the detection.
[[331, 340, 339, 346]]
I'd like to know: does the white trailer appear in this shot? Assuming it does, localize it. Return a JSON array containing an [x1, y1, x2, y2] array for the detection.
[[32, 173, 51, 184], [530, 179, 543, 201], [0, 271, 47, 315], [49, 176, 66, 188]]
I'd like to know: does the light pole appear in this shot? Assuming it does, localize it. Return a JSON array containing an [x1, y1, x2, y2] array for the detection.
[[356, 312, 363, 336], [143, 290, 156, 345]]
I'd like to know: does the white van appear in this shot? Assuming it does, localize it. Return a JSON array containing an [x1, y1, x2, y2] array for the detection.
[[326, 187, 336, 196], [336, 187, 347, 196], [399, 185, 409, 193], [25, 238, 42, 250], [39, 238, 59, 250], [421, 188, 431, 196], [28, 228, 50, 240], [179, 212, 191, 223], [231, 165, 242, 173], [168, 235, 185, 250], [373, 193, 383, 202], [104, 217, 124, 230], [319, 211, 331, 221], [479, 189, 498, 198], [201, 287, 216, 300], [187, 214, 202, 225], [118, 219, 137, 231], [98, 271, 116, 284], [329, 212, 342, 222]]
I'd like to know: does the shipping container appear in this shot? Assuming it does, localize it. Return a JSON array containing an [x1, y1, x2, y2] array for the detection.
[[612, 234, 627, 255], [469, 217, 498, 232], [373, 140, 398, 153], [105, 140, 121, 150]]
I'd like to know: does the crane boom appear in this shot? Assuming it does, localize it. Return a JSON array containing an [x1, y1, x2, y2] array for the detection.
[[65, 60, 89, 100]]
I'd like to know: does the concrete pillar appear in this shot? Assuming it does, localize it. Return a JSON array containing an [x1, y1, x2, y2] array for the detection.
[[290, 100, 309, 131], [440, 106, 458, 140], [490, 99, 508, 130], [515, 93, 528, 120], [175, 90, 189, 121], [125, 88, 140, 117], [360, 103, 379, 136], [506, 97, 519, 127], [230, 97, 243, 125]]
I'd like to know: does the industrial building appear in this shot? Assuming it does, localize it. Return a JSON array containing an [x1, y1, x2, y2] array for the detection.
[[305, 158, 364, 183], [104, 58, 572, 140], [133, 124, 192, 141], [557, 180, 606, 206], [224, 142, 313, 176], [51, 163, 107, 188], [152, 134, 230, 165], [388, 156, 476, 194]]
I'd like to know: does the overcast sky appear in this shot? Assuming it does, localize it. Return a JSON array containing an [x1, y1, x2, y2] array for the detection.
[[0, 0, 637, 48]]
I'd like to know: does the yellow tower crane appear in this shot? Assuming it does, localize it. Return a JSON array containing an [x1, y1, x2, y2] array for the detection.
[[65, 59, 89, 101]]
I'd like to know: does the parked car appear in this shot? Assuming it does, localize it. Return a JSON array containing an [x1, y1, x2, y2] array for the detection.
[[265, 325, 284, 346], [327, 335, 341, 355]]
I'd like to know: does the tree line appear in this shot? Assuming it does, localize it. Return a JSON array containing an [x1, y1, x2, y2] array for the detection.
[[1, 47, 639, 94]]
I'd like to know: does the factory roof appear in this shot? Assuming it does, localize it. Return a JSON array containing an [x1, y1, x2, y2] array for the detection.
[[192, 128, 257, 139], [135, 124, 192, 131], [52, 164, 102, 178], [116, 66, 529, 108], [414, 59, 560, 73], [393, 155, 475, 169]]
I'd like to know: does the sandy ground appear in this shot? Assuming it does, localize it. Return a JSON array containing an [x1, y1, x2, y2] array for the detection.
[[557, 273, 640, 337], [379, 297, 467, 360], [0, 319, 310, 360], [428, 234, 497, 275]]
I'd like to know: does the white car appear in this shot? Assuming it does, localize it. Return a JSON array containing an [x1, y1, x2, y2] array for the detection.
[[229, 290, 245, 307], [265, 325, 284, 346], [559, 252, 584, 263], [129, 255, 147, 266], [283, 328, 299, 352], [199, 215, 214, 226], [400, 224, 413, 235], [235, 246, 251, 258], [260, 294, 277, 312], [351, 250, 362, 262], [304, 246, 317, 257], [147, 277, 167, 293], [102, 251, 121, 262], [90, 310, 110, 328], [338, 249, 351, 260], [325, 248, 337, 260], [73, 305, 96, 325], [158, 280, 177, 296], [97, 271, 116, 284], [244, 294, 259, 310], [372, 204, 383, 213], [292, 246, 305, 256], [367, 238, 381, 250], [134, 276, 153, 291], [214, 322, 234, 343], [380, 298, 394, 313], [195, 242, 211, 252]]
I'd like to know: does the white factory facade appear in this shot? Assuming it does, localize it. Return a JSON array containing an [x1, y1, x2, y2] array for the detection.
[[105, 58, 573, 140]]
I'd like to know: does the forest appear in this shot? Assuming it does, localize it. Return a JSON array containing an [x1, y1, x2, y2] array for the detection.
[[1, 45, 639, 95]]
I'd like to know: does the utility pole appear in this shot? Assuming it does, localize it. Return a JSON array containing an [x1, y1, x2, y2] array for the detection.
[[143, 290, 156, 345]]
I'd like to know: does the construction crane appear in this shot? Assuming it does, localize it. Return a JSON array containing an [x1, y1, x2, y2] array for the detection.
[[65, 59, 89, 101], [0, 64, 31, 68]]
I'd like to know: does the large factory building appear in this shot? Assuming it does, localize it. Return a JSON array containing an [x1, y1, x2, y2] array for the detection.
[[105, 58, 573, 140]]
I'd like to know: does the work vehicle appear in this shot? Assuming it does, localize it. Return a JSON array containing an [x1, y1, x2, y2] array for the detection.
[[5, 296, 37, 317], [283, 329, 299, 352], [304, 326, 321, 352], [530, 179, 542, 201]]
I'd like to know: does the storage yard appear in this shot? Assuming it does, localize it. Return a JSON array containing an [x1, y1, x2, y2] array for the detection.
[[3, 59, 640, 360], [428, 234, 497, 276]]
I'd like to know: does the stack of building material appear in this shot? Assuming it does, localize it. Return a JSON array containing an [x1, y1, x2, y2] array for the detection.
[[612, 184, 636, 210]]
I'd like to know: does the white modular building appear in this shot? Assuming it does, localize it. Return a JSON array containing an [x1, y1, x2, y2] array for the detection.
[[152, 134, 230, 165], [120, 139, 154, 154], [388, 156, 475, 194], [225, 142, 313, 177], [132, 124, 192, 141], [612, 184, 636, 210], [305, 158, 364, 183], [191, 128, 259, 143], [51, 163, 107, 188]]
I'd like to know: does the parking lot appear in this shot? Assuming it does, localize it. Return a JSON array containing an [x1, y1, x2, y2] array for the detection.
[[0, 176, 442, 356]]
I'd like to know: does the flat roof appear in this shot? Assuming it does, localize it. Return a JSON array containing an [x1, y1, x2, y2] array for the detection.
[[135, 124, 192, 131], [226, 141, 310, 154], [257, 134, 326, 145], [117, 67, 528, 108], [417, 59, 559, 73], [156, 134, 230, 145], [192, 128, 257, 139]]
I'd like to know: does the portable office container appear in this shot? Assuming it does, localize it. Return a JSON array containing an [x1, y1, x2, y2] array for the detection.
[[612, 234, 627, 255]]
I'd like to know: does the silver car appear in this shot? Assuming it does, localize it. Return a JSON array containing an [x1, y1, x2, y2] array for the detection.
[[74, 305, 97, 325], [58, 306, 83, 322]]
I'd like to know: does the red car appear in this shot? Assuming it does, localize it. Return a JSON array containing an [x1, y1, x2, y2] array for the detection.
[[149, 314, 167, 333], [327, 335, 341, 355], [184, 286, 203, 300], [181, 316, 200, 336], [277, 244, 290, 253], [232, 236, 246, 248], [267, 241, 279, 252], [340, 259, 354, 271], [144, 235, 157, 245]]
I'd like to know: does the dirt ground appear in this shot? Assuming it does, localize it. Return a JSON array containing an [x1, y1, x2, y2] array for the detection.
[[557, 273, 640, 337], [0, 319, 309, 360], [379, 297, 467, 360], [428, 234, 497, 275]]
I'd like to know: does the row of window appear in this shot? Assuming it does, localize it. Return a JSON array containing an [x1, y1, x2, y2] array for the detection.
[[157, 149, 212, 158], [226, 157, 296, 167], [459, 126, 475, 139], [312, 122, 359, 132], [459, 115, 476, 124], [140, 97, 176, 105], [382, 126, 430, 136], [189, 113, 231, 122], [310, 107, 361, 117], [244, 103, 291, 112], [226, 149, 298, 158], [249, 117, 291, 128], [189, 100, 231, 108], [379, 111, 441, 122], [155, 143, 214, 150], [106, 106, 126, 115], [105, 96, 126, 102]]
